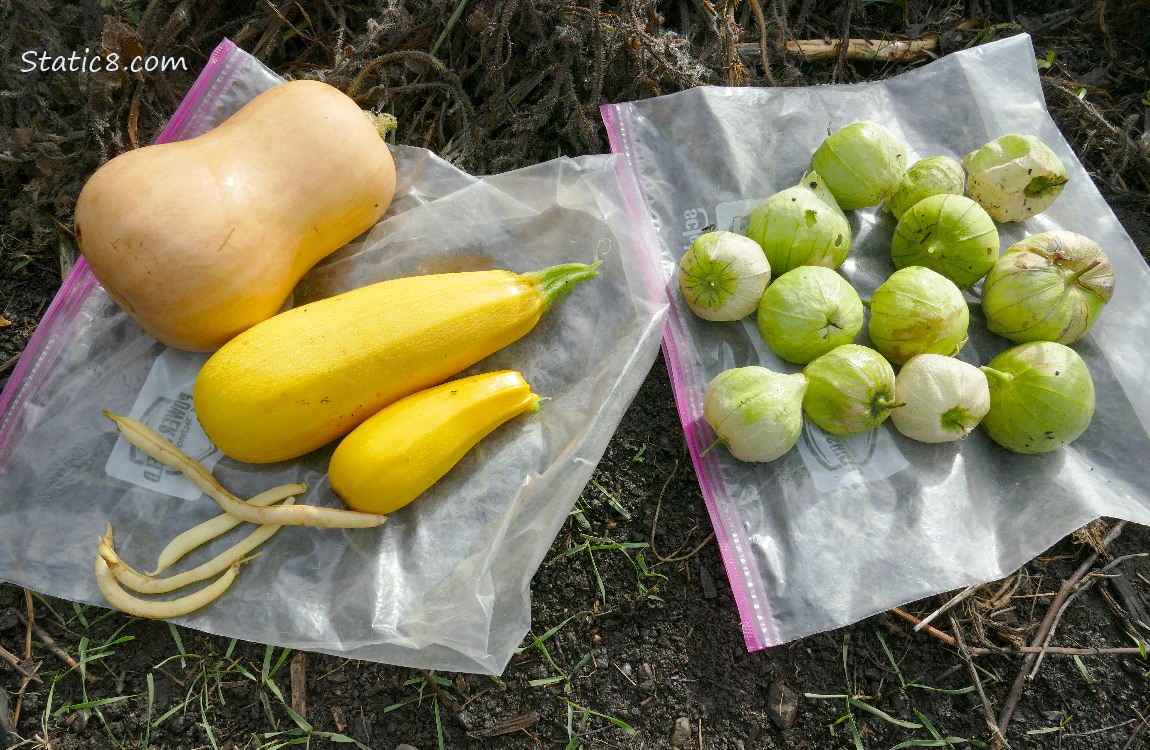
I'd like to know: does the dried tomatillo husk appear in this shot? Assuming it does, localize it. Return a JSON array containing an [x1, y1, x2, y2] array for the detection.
[[757, 266, 863, 364], [963, 133, 1068, 223], [889, 354, 990, 443], [981, 230, 1114, 345], [810, 120, 908, 210], [891, 193, 1000, 288], [979, 341, 1095, 454], [746, 171, 852, 276], [802, 344, 900, 436]]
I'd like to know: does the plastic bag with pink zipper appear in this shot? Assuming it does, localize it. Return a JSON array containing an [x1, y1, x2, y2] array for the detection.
[[602, 34, 1150, 652], [0, 39, 667, 674]]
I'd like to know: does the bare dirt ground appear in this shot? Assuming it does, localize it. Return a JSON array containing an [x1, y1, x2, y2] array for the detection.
[[3, 1, 1150, 749]]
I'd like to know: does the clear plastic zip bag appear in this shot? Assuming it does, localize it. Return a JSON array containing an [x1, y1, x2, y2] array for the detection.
[[0, 39, 668, 674], [603, 34, 1150, 651]]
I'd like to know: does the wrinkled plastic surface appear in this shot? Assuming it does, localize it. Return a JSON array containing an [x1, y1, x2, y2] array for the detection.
[[603, 34, 1150, 651], [0, 40, 667, 674]]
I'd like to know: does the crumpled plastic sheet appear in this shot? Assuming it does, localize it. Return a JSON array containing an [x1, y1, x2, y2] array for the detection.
[[602, 34, 1150, 651], [0, 39, 668, 674]]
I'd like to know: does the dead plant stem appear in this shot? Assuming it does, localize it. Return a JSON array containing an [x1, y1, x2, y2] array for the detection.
[[9, 606, 96, 685], [950, 614, 1008, 749], [995, 520, 1127, 742]]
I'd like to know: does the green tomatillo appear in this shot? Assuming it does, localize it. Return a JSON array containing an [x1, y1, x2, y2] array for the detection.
[[802, 344, 901, 436], [867, 266, 970, 366], [757, 265, 864, 364], [979, 341, 1095, 454], [746, 171, 852, 276], [890, 193, 1000, 288], [678, 230, 773, 321], [810, 120, 908, 210], [963, 133, 1068, 223], [884, 155, 966, 221], [981, 230, 1114, 345], [703, 366, 809, 462], [889, 354, 990, 443]]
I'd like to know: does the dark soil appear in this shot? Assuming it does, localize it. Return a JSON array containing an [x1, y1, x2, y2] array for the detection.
[[3, 2, 1150, 749]]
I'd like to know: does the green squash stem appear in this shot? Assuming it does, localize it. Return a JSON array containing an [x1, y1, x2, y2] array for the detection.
[[525, 262, 602, 308]]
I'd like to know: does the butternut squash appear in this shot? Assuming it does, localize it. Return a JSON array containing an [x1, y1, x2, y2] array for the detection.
[[192, 262, 598, 464], [74, 79, 397, 351], [328, 370, 540, 514]]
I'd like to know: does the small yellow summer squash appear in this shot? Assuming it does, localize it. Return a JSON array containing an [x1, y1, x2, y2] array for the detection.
[[328, 370, 540, 514], [192, 262, 597, 463]]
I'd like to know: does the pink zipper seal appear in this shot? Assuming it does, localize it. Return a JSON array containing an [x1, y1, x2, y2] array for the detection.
[[601, 101, 779, 651]]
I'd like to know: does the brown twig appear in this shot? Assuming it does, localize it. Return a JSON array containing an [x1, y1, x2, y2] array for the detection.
[[1099, 563, 1150, 648], [893, 606, 1147, 657], [420, 669, 455, 711], [9, 589, 36, 727], [995, 521, 1127, 741], [950, 614, 1008, 749], [833, 0, 856, 82], [721, 0, 747, 86], [892, 607, 959, 647], [745, 0, 776, 85], [1029, 553, 1149, 678], [914, 584, 979, 633], [758, 34, 939, 62], [290, 651, 307, 720], [0, 644, 39, 683], [466, 709, 540, 738], [980, 645, 1146, 657], [10, 607, 97, 685], [0, 353, 21, 377], [1123, 705, 1149, 750], [648, 462, 716, 565]]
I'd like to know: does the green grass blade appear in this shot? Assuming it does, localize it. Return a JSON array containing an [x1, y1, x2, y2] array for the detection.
[[1026, 726, 1064, 735], [430, 0, 470, 56], [874, 629, 908, 688], [847, 698, 923, 729], [848, 712, 865, 750], [528, 676, 567, 687], [142, 673, 155, 750], [1073, 655, 1095, 684], [591, 480, 631, 520], [915, 709, 943, 740], [889, 740, 986, 749], [167, 624, 188, 669], [904, 682, 977, 695], [434, 696, 445, 750], [54, 694, 138, 715]]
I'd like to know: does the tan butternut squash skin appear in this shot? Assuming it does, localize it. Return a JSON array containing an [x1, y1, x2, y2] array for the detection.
[[74, 79, 397, 351]]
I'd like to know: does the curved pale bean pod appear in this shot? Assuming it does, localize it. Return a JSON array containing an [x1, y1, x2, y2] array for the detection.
[[103, 411, 386, 529], [102, 500, 294, 594], [94, 551, 240, 620], [151, 483, 305, 574]]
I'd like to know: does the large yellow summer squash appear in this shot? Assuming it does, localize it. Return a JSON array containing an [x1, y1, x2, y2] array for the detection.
[[192, 263, 598, 463]]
